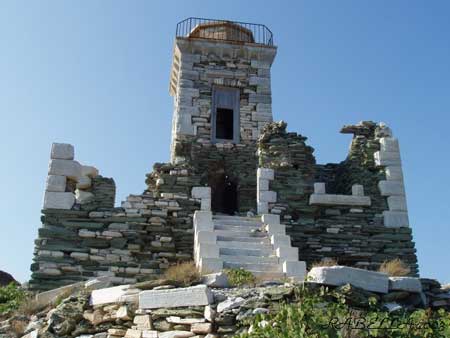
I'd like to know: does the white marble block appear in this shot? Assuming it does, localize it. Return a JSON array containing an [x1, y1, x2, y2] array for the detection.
[[389, 277, 422, 292], [309, 194, 371, 206], [314, 182, 326, 194], [48, 159, 82, 179], [259, 191, 277, 203], [139, 285, 213, 309], [387, 196, 408, 211], [81, 165, 99, 178], [257, 168, 274, 180], [374, 151, 401, 166], [90, 284, 131, 306], [51, 143, 74, 160], [262, 214, 280, 225], [383, 211, 409, 227], [276, 246, 298, 260], [283, 261, 306, 278], [192, 187, 211, 199], [308, 266, 389, 293], [199, 257, 223, 274], [271, 234, 291, 247], [352, 184, 364, 196], [193, 211, 213, 232], [43, 191, 75, 210], [378, 181, 405, 196], [46, 175, 66, 192], [385, 166, 404, 181], [380, 137, 400, 153]]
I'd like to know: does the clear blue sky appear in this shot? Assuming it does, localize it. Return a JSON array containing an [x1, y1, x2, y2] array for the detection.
[[1, 1, 449, 284]]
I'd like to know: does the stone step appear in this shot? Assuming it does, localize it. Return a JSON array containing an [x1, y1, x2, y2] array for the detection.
[[214, 224, 262, 232], [213, 218, 262, 225], [219, 247, 274, 257], [220, 254, 279, 264], [214, 229, 267, 238], [213, 215, 260, 222], [217, 240, 272, 250], [223, 261, 283, 273], [217, 235, 270, 244]]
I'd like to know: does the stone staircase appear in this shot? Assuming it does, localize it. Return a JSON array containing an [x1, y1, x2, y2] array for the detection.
[[194, 212, 306, 281]]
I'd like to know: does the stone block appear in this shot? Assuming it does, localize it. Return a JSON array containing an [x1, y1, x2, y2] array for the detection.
[[34, 282, 82, 309], [309, 194, 371, 206], [51, 143, 74, 160], [266, 223, 285, 235], [262, 214, 280, 225], [197, 243, 219, 259], [387, 196, 408, 211], [159, 331, 195, 338], [307, 266, 389, 293], [374, 150, 401, 166], [383, 211, 409, 227], [48, 159, 82, 179], [257, 201, 268, 214], [195, 231, 217, 245], [389, 277, 422, 293], [201, 198, 211, 211], [191, 322, 213, 334], [81, 165, 99, 178], [259, 190, 277, 203], [385, 166, 404, 181], [125, 329, 142, 338], [201, 272, 229, 288], [139, 285, 213, 309], [258, 178, 269, 191], [283, 261, 306, 278], [378, 181, 405, 196], [46, 175, 66, 192], [192, 187, 211, 199], [271, 234, 291, 247], [314, 182, 326, 194], [90, 284, 130, 306], [76, 176, 92, 189], [276, 246, 298, 260], [193, 211, 213, 232], [352, 184, 364, 196], [43, 191, 75, 209], [75, 190, 95, 204], [380, 137, 400, 153], [257, 168, 274, 180], [199, 258, 223, 274]]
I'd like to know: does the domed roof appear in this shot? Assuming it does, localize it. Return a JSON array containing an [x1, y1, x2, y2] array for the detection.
[[188, 21, 255, 44]]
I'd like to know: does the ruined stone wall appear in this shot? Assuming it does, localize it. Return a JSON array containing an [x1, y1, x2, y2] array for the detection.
[[30, 145, 201, 291], [258, 121, 419, 276]]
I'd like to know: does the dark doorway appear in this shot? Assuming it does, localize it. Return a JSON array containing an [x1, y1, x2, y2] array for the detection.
[[210, 173, 238, 214], [216, 108, 234, 140]]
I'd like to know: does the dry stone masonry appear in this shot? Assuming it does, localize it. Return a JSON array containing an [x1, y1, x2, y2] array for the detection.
[[30, 19, 420, 291]]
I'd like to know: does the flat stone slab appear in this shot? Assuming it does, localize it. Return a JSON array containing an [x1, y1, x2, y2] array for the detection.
[[309, 194, 371, 207], [139, 285, 213, 309], [44, 191, 75, 210], [90, 284, 130, 306], [308, 266, 389, 293], [389, 277, 422, 293]]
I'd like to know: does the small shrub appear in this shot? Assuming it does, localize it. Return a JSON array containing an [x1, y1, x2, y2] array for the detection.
[[379, 258, 410, 276], [311, 258, 339, 268], [225, 268, 256, 287], [0, 283, 26, 315], [163, 261, 201, 287]]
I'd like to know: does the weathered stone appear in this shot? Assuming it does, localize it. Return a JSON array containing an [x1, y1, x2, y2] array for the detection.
[[308, 266, 389, 293], [383, 211, 409, 227], [217, 297, 245, 313], [378, 180, 405, 196], [44, 191, 75, 210], [48, 159, 81, 179], [159, 331, 194, 338], [76, 176, 92, 189], [192, 187, 211, 199], [90, 284, 130, 306], [51, 143, 74, 160], [389, 277, 422, 293], [201, 272, 229, 288], [46, 175, 67, 192], [309, 193, 371, 207], [81, 165, 99, 178], [139, 285, 213, 309], [191, 322, 213, 334]]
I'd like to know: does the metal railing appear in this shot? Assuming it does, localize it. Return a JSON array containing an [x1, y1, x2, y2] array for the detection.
[[176, 17, 274, 46]]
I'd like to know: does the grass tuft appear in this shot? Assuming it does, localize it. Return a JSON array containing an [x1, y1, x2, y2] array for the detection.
[[378, 258, 411, 276]]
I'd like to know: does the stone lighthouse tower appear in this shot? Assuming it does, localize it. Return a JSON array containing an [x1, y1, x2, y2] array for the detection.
[[168, 18, 277, 214]]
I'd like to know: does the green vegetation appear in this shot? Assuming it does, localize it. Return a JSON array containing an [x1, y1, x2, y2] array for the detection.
[[225, 268, 256, 287], [236, 286, 450, 338], [0, 283, 26, 315]]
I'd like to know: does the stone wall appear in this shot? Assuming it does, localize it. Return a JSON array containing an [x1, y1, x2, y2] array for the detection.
[[257, 121, 419, 276], [30, 145, 200, 291]]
